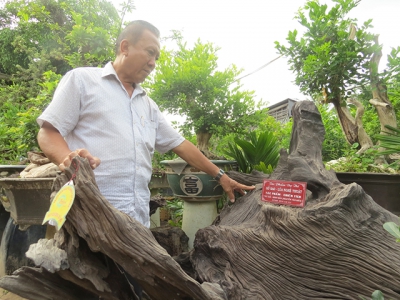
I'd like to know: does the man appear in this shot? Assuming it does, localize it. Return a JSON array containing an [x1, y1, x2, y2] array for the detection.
[[37, 20, 254, 228]]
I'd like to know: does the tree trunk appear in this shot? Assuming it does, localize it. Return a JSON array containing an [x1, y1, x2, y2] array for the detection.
[[369, 36, 397, 135], [332, 98, 359, 145], [347, 98, 374, 154], [196, 130, 212, 154], [196, 130, 225, 159], [196, 130, 226, 160], [0, 160, 225, 299]]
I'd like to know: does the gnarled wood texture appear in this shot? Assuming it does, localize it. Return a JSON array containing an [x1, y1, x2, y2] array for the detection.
[[0, 100, 399, 300], [193, 101, 400, 299], [30, 162, 224, 299]]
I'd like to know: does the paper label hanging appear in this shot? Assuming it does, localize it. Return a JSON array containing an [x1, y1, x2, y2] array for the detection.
[[42, 180, 75, 230]]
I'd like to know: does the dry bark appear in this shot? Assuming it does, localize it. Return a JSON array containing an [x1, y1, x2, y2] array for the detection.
[[194, 183, 400, 299], [347, 98, 374, 154], [151, 226, 189, 257], [193, 101, 400, 299], [369, 36, 397, 135], [0, 157, 224, 298], [26, 162, 224, 299], [0, 267, 99, 300], [334, 100, 359, 145], [149, 194, 166, 216]]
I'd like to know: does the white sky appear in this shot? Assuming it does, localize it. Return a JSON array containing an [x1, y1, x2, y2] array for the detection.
[[114, 0, 399, 108]]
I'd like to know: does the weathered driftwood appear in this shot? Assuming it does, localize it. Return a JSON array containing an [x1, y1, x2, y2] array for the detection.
[[193, 101, 400, 299], [0, 267, 100, 300], [1, 100, 400, 300], [19, 160, 224, 299], [151, 226, 189, 257], [149, 194, 167, 216]]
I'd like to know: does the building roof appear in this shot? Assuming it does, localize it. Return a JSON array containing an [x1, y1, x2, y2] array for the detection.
[[267, 98, 298, 110], [267, 98, 299, 123]]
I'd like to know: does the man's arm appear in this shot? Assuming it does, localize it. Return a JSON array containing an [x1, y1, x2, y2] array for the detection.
[[37, 121, 100, 170], [172, 140, 255, 202]]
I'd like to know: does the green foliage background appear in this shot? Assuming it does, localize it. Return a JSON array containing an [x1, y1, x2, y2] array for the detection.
[[146, 36, 264, 152], [1, 0, 399, 173], [0, 0, 121, 163], [275, 0, 378, 105]]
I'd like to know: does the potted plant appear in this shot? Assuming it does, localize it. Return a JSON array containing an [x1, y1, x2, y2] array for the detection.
[[160, 158, 236, 249], [326, 140, 400, 215], [223, 131, 280, 174]]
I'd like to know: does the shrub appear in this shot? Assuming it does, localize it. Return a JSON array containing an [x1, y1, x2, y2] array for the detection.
[[223, 131, 280, 174]]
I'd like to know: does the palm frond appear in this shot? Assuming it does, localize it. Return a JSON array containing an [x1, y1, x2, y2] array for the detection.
[[376, 125, 400, 155], [223, 131, 280, 174]]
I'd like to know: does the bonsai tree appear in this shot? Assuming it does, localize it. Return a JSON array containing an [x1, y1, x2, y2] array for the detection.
[[275, 0, 399, 154], [148, 35, 263, 158]]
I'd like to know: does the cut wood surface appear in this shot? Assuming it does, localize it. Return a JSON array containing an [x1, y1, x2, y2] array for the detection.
[[194, 101, 400, 299], [0, 101, 399, 300]]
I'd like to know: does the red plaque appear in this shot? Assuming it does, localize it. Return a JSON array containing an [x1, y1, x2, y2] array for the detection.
[[261, 179, 307, 207]]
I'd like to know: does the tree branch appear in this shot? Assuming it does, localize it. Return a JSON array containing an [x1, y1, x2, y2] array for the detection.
[[369, 98, 391, 108]]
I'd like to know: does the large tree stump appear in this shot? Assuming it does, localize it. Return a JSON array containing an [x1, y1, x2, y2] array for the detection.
[[0, 100, 399, 300], [193, 101, 400, 299], [9, 160, 224, 300]]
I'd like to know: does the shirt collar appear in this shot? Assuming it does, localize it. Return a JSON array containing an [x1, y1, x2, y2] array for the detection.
[[102, 62, 147, 95]]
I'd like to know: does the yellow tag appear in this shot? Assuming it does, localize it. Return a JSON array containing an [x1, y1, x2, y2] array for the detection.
[[42, 181, 75, 231]]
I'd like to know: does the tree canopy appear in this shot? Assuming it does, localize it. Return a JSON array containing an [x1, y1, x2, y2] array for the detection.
[[0, 0, 120, 74], [275, 0, 375, 103]]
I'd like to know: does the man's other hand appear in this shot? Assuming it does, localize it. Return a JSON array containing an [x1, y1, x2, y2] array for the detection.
[[59, 149, 101, 171]]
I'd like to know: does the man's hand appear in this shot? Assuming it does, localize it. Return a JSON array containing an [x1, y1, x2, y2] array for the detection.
[[59, 149, 101, 171], [172, 140, 255, 202], [219, 174, 255, 203]]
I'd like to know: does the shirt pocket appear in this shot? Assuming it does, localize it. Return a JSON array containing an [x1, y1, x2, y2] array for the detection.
[[143, 119, 157, 152]]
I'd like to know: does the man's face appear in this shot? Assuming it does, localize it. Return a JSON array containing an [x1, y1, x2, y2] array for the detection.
[[124, 29, 160, 84]]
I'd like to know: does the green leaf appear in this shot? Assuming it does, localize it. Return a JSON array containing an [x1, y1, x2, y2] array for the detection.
[[371, 290, 384, 300], [383, 222, 400, 239]]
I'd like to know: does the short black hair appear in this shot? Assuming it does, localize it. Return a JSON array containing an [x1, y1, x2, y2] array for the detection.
[[115, 20, 160, 55]]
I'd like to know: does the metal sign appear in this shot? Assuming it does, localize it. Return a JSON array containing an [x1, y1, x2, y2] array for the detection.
[[262, 179, 306, 208]]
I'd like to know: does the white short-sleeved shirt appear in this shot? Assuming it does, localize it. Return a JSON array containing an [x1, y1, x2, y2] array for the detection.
[[37, 62, 185, 227]]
